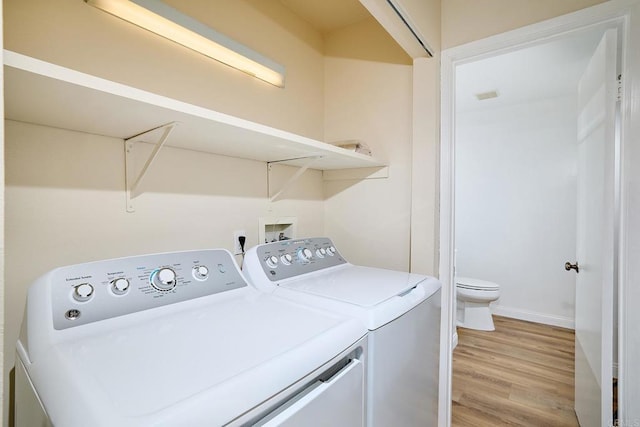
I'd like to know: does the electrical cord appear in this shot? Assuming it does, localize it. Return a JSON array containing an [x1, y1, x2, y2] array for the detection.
[[238, 235, 246, 263]]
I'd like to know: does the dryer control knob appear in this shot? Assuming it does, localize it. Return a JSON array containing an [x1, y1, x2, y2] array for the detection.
[[111, 278, 130, 295], [151, 268, 177, 291], [315, 249, 325, 258], [266, 255, 279, 268], [73, 283, 94, 302], [298, 248, 313, 262]]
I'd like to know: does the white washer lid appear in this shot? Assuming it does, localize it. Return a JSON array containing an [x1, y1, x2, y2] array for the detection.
[[279, 265, 426, 307], [456, 276, 500, 290], [21, 288, 365, 427]]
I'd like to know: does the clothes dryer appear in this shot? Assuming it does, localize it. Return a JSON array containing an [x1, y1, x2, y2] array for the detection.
[[243, 237, 441, 426]]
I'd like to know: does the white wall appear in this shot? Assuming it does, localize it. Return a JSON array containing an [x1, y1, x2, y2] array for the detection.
[[455, 96, 578, 327]]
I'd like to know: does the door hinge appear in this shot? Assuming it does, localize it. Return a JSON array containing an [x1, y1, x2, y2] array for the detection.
[[617, 74, 623, 102]]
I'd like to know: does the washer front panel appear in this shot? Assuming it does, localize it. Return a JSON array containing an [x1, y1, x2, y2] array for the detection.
[[255, 237, 347, 281], [50, 249, 246, 330]]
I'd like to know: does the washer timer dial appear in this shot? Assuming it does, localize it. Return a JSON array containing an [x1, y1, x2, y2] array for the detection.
[[151, 267, 177, 291], [297, 248, 313, 262]]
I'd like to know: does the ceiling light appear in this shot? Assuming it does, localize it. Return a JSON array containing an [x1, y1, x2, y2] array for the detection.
[[85, 0, 285, 87]]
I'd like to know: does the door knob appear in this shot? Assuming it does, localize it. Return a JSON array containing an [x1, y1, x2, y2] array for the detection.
[[565, 261, 579, 273]]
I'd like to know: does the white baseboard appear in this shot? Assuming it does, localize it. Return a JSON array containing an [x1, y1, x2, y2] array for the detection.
[[452, 331, 458, 350], [491, 305, 574, 329]]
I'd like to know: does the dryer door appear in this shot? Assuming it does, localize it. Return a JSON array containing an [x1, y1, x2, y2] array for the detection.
[[255, 358, 364, 427]]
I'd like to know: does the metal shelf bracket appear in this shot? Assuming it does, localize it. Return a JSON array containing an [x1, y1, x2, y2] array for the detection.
[[268, 155, 323, 202], [125, 122, 178, 212]]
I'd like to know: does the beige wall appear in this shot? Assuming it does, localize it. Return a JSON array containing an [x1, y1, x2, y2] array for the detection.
[[4, 0, 615, 424], [0, 13, 5, 424], [410, 56, 440, 275], [324, 16, 412, 64], [4, 120, 326, 423], [2, 2, 414, 424], [441, 0, 608, 49], [406, 0, 441, 275], [3, 0, 326, 140], [3, 2, 332, 422], [323, 55, 413, 270], [397, 0, 441, 51], [323, 18, 413, 270]]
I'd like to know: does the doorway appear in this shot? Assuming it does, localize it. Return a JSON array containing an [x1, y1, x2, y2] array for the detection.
[[453, 29, 606, 329], [439, 1, 639, 425]]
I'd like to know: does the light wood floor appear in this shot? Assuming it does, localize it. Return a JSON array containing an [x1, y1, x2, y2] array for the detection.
[[452, 316, 579, 426]]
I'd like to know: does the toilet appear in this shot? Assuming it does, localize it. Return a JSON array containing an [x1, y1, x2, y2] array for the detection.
[[456, 276, 501, 331]]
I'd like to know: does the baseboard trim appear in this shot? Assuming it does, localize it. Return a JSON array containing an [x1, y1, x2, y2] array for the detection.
[[491, 305, 574, 329], [452, 331, 459, 350]]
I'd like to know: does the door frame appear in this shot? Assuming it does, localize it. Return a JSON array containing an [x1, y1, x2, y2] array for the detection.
[[439, 0, 640, 425]]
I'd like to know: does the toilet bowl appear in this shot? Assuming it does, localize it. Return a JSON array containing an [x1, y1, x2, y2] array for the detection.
[[456, 277, 500, 331]]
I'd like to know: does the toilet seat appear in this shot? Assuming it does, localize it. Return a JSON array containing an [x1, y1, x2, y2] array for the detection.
[[456, 277, 499, 291]]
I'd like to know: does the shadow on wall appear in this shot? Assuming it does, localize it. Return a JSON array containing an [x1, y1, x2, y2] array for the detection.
[[5, 120, 332, 202]]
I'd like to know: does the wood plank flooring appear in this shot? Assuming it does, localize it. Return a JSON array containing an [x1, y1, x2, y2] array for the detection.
[[452, 316, 579, 426]]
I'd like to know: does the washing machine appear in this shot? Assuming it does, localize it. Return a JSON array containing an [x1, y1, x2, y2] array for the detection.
[[15, 249, 368, 427], [243, 237, 442, 426]]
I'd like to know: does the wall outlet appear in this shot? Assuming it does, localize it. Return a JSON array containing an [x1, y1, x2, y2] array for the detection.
[[233, 230, 246, 255]]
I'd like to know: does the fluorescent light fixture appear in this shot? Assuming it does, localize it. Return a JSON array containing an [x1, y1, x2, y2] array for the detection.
[[85, 0, 285, 87]]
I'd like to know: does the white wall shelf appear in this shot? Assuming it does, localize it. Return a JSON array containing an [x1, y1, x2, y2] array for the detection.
[[4, 49, 387, 181]]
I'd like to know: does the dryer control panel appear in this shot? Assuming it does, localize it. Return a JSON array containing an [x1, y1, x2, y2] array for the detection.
[[49, 249, 246, 330], [252, 237, 347, 281]]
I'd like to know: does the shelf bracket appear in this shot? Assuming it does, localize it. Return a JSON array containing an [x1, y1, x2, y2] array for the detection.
[[268, 155, 323, 202], [125, 122, 178, 212]]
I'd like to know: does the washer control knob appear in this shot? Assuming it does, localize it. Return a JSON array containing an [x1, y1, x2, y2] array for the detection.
[[193, 265, 209, 280], [315, 249, 325, 258], [281, 254, 293, 265], [151, 268, 177, 291], [328, 246, 337, 255], [298, 248, 313, 262], [73, 283, 94, 302], [111, 278, 130, 295], [265, 255, 279, 268]]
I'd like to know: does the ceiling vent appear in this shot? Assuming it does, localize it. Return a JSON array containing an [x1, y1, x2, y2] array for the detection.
[[475, 90, 499, 101]]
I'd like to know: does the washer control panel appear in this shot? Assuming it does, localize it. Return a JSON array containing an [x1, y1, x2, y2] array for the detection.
[[51, 249, 246, 330], [255, 237, 347, 281]]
